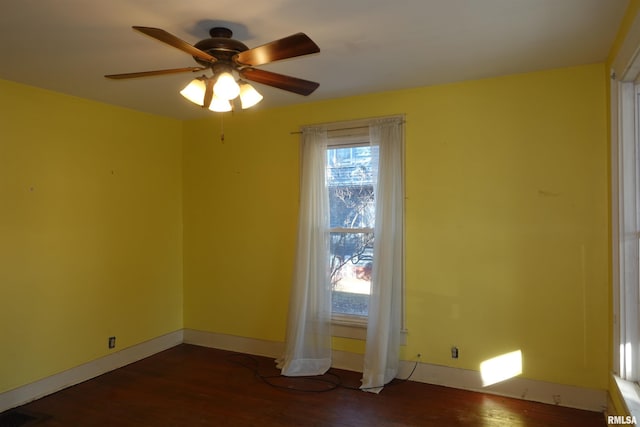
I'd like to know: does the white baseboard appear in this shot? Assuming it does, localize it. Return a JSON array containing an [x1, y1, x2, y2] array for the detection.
[[409, 361, 606, 412], [183, 328, 284, 359], [183, 329, 606, 412], [1, 329, 607, 414], [182, 328, 363, 372], [0, 330, 183, 413]]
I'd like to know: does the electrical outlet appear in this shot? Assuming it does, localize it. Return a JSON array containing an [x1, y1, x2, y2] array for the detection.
[[108, 336, 116, 349], [451, 346, 459, 359]]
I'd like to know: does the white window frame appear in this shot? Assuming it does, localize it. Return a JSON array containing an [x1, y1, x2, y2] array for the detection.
[[611, 11, 640, 417], [612, 74, 640, 421], [617, 80, 640, 381]]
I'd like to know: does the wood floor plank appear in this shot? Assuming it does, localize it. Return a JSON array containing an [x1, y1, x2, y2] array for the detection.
[[6, 344, 606, 426]]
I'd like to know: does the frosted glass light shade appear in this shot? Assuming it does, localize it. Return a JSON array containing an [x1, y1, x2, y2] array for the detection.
[[239, 82, 263, 109], [213, 72, 240, 100], [179, 75, 256, 112], [179, 79, 206, 105], [208, 95, 232, 112]]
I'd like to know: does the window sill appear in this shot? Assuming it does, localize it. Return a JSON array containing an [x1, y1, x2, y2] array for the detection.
[[331, 314, 407, 344], [613, 375, 640, 419]]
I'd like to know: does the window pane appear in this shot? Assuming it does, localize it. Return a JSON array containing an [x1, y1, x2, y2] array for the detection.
[[328, 185, 375, 228], [327, 145, 378, 229], [329, 232, 373, 316]]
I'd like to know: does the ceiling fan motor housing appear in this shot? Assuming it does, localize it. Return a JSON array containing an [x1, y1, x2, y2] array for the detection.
[[192, 27, 248, 66]]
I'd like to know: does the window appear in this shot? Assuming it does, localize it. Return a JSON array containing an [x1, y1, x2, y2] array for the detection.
[[327, 144, 379, 318], [280, 116, 404, 379], [611, 21, 640, 416], [322, 118, 405, 332], [614, 79, 640, 383]]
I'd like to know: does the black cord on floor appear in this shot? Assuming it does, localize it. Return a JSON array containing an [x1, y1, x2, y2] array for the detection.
[[227, 353, 341, 392], [341, 359, 420, 391], [226, 353, 419, 393]]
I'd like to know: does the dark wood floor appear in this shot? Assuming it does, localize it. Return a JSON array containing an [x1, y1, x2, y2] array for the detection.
[[4, 344, 606, 426]]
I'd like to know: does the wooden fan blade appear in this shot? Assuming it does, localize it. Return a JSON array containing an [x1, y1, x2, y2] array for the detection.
[[105, 67, 207, 79], [203, 79, 214, 108], [239, 68, 319, 96], [234, 33, 319, 67], [133, 26, 217, 63]]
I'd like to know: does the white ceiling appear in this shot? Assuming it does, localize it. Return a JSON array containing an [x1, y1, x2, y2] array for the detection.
[[0, 0, 629, 120]]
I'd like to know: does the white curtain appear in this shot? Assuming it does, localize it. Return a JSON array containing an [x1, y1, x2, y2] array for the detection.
[[279, 127, 332, 376], [361, 118, 404, 393]]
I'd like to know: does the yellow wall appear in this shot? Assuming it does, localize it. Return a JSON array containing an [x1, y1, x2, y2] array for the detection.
[[0, 79, 184, 393], [183, 63, 609, 390]]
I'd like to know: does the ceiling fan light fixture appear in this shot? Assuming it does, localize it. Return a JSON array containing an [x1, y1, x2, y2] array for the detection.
[[213, 71, 240, 100], [239, 82, 263, 109], [208, 95, 232, 112], [179, 78, 207, 105], [106, 26, 321, 115]]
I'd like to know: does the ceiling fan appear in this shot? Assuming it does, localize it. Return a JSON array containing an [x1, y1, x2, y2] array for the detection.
[[105, 26, 320, 111]]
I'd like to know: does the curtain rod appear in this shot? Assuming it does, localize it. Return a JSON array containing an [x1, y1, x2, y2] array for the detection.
[[289, 121, 405, 135], [289, 125, 368, 135]]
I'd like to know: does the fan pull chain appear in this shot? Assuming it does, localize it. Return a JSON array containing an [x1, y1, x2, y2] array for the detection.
[[220, 113, 225, 142]]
